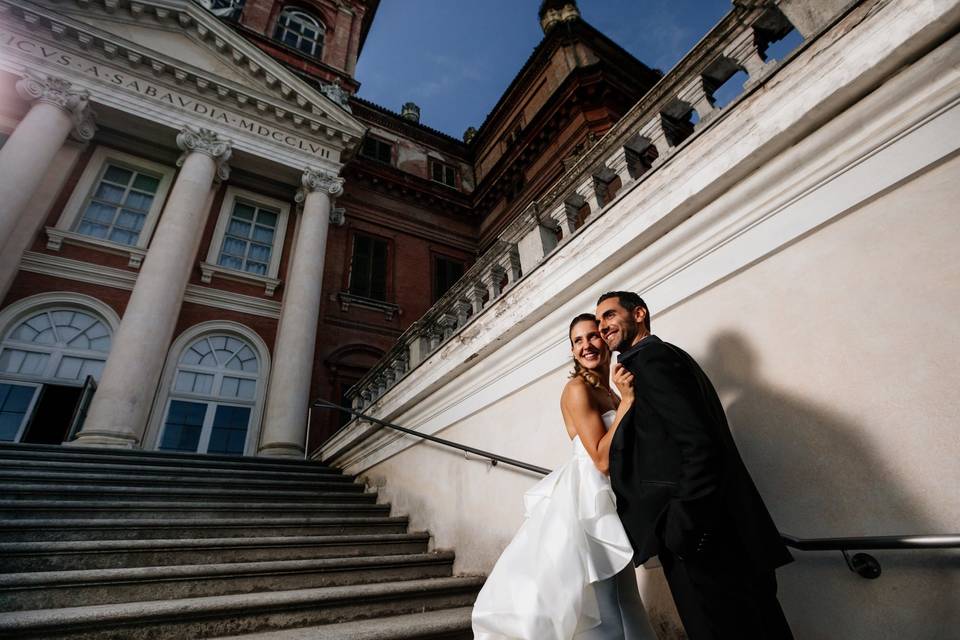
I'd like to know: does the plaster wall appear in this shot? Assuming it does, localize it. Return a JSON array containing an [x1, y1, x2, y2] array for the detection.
[[360, 151, 960, 640]]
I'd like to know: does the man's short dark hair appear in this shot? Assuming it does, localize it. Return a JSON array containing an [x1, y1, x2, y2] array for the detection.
[[597, 291, 651, 332]]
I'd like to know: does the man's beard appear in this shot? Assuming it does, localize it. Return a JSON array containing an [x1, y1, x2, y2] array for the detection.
[[612, 319, 638, 352]]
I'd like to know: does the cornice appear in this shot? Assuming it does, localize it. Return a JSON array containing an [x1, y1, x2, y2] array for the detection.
[[19, 251, 282, 318], [341, 161, 474, 218], [0, 0, 366, 148], [349, 96, 467, 154]]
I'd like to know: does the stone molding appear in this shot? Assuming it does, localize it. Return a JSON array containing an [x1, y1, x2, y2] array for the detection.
[[176, 126, 232, 181], [15, 71, 96, 140], [18, 251, 282, 319], [0, 0, 364, 146], [296, 167, 345, 201]]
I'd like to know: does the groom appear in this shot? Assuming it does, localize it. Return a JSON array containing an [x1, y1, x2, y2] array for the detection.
[[596, 291, 794, 639]]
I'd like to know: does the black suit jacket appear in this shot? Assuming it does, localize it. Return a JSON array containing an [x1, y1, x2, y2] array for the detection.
[[610, 335, 793, 572]]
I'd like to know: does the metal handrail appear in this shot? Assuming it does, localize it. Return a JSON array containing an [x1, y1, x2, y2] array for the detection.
[[314, 400, 960, 579], [313, 400, 550, 475]]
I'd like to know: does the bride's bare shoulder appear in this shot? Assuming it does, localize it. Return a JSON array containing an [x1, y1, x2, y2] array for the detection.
[[561, 376, 591, 407]]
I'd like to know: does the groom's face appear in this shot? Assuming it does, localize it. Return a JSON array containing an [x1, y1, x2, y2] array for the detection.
[[596, 297, 646, 352]]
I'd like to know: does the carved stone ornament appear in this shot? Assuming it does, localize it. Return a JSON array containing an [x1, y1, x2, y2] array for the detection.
[[320, 78, 352, 112], [176, 125, 232, 181], [296, 167, 345, 202], [15, 71, 96, 141], [330, 207, 346, 226]]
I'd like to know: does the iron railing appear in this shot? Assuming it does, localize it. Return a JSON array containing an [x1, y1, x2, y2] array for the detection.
[[313, 400, 960, 580]]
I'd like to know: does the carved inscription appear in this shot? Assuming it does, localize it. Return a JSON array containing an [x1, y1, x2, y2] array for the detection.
[[0, 30, 332, 159]]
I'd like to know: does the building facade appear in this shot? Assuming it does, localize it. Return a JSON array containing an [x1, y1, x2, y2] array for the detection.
[[0, 0, 660, 454]]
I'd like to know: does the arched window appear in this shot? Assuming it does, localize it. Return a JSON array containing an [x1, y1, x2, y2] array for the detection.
[[273, 8, 325, 57], [156, 333, 262, 455], [0, 296, 117, 444]]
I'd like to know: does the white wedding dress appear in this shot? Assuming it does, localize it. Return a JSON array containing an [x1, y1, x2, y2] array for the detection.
[[472, 411, 656, 640]]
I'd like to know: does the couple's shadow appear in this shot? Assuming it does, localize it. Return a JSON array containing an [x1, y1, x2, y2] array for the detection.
[[675, 331, 960, 640]]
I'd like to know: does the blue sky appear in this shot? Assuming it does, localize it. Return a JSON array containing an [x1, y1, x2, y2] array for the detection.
[[355, 0, 733, 138]]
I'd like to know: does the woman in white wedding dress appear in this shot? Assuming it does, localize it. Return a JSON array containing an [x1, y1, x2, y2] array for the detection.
[[472, 314, 657, 640]]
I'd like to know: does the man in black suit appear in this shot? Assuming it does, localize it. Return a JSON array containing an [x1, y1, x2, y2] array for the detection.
[[596, 291, 794, 639]]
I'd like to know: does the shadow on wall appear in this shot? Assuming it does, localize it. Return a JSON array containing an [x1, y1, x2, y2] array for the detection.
[[701, 331, 960, 640]]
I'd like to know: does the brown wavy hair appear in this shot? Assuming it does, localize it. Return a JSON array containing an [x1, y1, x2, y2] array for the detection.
[[568, 313, 603, 390]]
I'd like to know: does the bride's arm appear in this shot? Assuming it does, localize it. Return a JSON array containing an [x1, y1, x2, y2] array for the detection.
[[560, 367, 634, 474], [594, 365, 635, 474], [560, 379, 609, 471]]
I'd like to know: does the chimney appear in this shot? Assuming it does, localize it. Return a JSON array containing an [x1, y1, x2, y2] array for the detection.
[[401, 102, 421, 123], [538, 0, 580, 34]]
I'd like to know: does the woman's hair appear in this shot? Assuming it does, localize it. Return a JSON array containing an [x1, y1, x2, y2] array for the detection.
[[568, 313, 603, 389]]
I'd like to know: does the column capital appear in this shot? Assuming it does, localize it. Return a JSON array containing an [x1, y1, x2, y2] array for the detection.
[[296, 166, 344, 202], [176, 126, 232, 181], [15, 71, 96, 141]]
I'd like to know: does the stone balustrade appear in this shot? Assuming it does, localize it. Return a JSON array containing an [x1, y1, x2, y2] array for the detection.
[[347, 0, 826, 414]]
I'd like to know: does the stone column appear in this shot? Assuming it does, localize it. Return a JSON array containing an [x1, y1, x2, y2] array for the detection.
[[0, 72, 95, 260], [259, 167, 343, 458], [75, 126, 231, 448]]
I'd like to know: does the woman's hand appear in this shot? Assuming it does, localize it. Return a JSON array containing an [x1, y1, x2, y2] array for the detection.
[[612, 363, 635, 402]]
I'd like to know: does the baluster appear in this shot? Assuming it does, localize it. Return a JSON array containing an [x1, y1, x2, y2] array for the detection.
[[482, 265, 506, 302], [679, 74, 717, 128], [453, 299, 473, 326], [547, 199, 579, 239], [498, 246, 522, 289]]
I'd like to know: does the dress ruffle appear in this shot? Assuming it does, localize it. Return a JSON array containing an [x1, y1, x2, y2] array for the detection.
[[472, 427, 635, 640]]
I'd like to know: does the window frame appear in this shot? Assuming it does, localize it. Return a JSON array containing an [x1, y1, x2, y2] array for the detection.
[[49, 146, 175, 267], [0, 293, 120, 444], [0, 381, 42, 443], [200, 187, 290, 296], [144, 322, 271, 457], [273, 7, 326, 57], [345, 231, 392, 303], [429, 158, 458, 189], [359, 136, 394, 165]]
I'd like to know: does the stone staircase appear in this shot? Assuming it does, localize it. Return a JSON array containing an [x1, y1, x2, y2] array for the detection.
[[0, 443, 480, 639]]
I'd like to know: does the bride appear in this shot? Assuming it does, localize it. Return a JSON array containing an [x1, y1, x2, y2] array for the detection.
[[472, 314, 656, 639]]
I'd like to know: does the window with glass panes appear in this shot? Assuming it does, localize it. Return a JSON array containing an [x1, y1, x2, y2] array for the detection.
[[433, 256, 465, 302], [158, 334, 260, 456], [348, 234, 389, 301], [75, 163, 160, 246], [430, 160, 457, 188], [273, 9, 324, 56], [217, 200, 279, 276], [360, 137, 392, 164]]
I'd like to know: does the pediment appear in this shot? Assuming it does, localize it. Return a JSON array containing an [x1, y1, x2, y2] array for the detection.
[[56, 13, 260, 89], [4, 0, 365, 142]]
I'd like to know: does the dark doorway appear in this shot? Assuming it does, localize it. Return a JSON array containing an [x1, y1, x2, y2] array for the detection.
[[21, 385, 83, 445]]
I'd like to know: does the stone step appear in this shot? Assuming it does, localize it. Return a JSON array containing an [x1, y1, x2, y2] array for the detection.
[[0, 533, 431, 571], [0, 551, 455, 611], [0, 458, 355, 483], [0, 499, 391, 520], [213, 607, 474, 639], [0, 468, 362, 491], [0, 516, 410, 543], [0, 443, 338, 475], [0, 576, 485, 639], [2, 483, 375, 503]]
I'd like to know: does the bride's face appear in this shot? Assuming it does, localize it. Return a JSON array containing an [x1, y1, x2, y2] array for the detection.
[[570, 320, 609, 370]]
